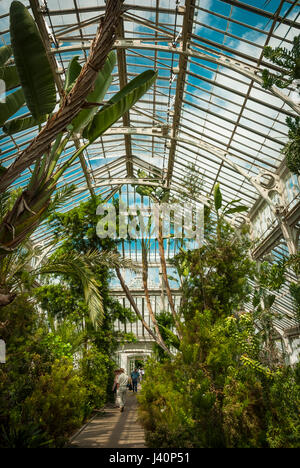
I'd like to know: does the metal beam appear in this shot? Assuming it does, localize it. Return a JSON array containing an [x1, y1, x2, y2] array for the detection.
[[29, 0, 96, 199], [116, 19, 134, 177], [87, 126, 300, 253], [166, 0, 196, 186], [219, 0, 299, 29], [94, 126, 282, 212], [41, 4, 185, 16], [209, 0, 286, 199], [251, 201, 300, 259], [52, 40, 300, 115]]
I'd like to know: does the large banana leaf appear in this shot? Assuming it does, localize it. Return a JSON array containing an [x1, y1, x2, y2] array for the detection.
[[71, 51, 116, 135], [214, 183, 222, 212], [0, 88, 25, 126], [84, 69, 157, 143], [10, 1, 56, 119], [3, 114, 46, 135], [0, 45, 12, 66], [64, 56, 82, 94], [0, 66, 20, 90]]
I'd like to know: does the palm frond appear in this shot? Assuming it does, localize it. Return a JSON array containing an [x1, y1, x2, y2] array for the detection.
[[0, 192, 11, 222], [47, 184, 76, 216], [83, 250, 139, 271], [36, 249, 139, 326], [37, 251, 105, 327], [0, 239, 42, 292]]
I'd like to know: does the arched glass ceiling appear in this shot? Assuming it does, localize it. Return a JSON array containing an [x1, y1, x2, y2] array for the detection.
[[0, 0, 299, 337], [0, 0, 299, 238]]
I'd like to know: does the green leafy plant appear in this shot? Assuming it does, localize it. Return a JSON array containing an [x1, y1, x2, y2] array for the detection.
[[289, 282, 300, 322], [262, 35, 300, 89], [0, 43, 25, 126], [0, 422, 53, 448], [282, 116, 300, 174], [80, 345, 111, 415], [138, 199, 300, 448], [260, 35, 300, 174], [24, 358, 88, 447], [0, 1, 156, 256], [0, 233, 132, 325], [0, 191, 136, 447], [9, 1, 56, 120], [213, 183, 248, 217]]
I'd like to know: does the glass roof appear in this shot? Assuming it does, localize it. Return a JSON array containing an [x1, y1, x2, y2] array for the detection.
[[0, 0, 300, 201], [0, 0, 299, 333], [1, 1, 299, 208]]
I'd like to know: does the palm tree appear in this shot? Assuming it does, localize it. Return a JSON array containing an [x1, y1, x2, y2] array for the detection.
[[0, 235, 135, 327]]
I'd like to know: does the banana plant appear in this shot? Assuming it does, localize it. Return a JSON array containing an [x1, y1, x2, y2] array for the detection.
[[0, 0, 126, 193], [213, 183, 248, 217], [0, 0, 57, 127], [0, 1, 157, 255], [213, 183, 248, 240], [0, 44, 25, 127]]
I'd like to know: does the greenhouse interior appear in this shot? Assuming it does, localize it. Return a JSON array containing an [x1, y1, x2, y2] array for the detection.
[[0, 0, 299, 450]]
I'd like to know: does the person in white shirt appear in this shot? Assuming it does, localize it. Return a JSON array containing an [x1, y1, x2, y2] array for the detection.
[[112, 369, 120, 407], [116, 368, 129, 412]]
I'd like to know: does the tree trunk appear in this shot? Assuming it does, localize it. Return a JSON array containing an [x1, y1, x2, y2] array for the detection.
[[157, 215, 182, 339], [115, 267, 174, 358], [141, 240, 169, 351], [0, 189, 50, 253], [0, 0, 124, 193], [0, 292, 16, 307]]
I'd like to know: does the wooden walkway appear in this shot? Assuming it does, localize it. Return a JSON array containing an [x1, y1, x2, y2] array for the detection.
[[68, 391, 146, 448]]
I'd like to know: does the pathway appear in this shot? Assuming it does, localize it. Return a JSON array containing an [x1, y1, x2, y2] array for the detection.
[[68, 391, 146, 448]]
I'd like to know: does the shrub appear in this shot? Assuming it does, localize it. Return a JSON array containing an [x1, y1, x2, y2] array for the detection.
[[266, 365, 300, 448], [222, 368, 267, 448], [80, 345, 112, 415], [0, 422, 53, 448], [24, 358, 87, 447]]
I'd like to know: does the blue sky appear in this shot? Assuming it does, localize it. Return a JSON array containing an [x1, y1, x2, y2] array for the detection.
[[0, 0, 299, 259]]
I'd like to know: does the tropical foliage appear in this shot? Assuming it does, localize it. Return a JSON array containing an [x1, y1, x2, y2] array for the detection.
[[0, 195, 136, 447], [262, 35, 300, 174], [138, 198, 300, 448], [262, 34, 300, 89], [0, 0, 156, 255], [0, 0, 125, 192], [281, 116, 300, 175]]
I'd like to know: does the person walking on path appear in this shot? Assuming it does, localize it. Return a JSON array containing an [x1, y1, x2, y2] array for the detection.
[[112, 369, 120, 407], [130, 368, 140, 393], [139, 368, 144, 381], [116, 368, 129, 412]]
